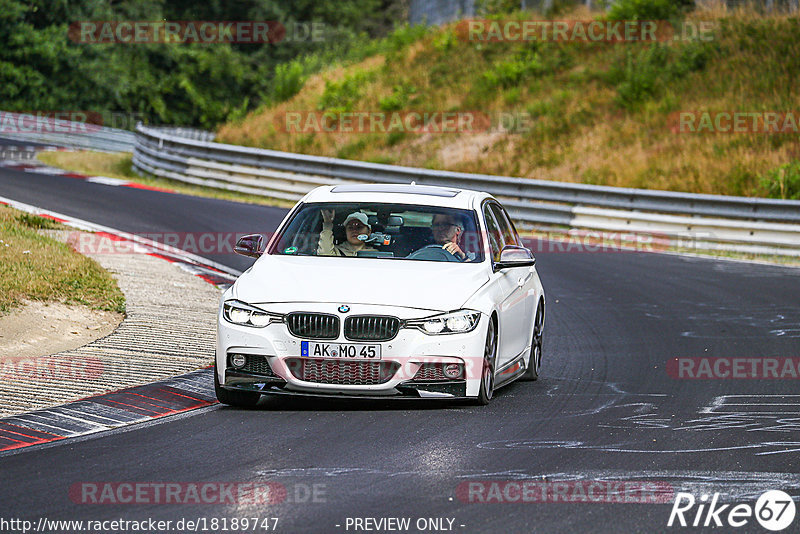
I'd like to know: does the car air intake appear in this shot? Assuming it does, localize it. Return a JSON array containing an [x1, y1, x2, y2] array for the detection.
[[343, 315, 401, 341], [286, 312, 340, 339], [237, 355, 279, 378], [285, 358, 400, 385], [410, 363, 448, 381]]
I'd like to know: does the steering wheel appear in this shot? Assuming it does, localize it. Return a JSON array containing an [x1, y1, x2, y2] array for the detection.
[[406, 244, 461, 262]]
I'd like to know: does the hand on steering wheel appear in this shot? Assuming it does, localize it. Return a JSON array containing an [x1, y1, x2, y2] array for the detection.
[[427, 244, 458, 257], [442, 242, 465, 260], [407, 244, 461, 262]]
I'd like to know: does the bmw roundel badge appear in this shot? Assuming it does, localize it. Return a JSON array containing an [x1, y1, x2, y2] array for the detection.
[[338, 305, 350, 313]]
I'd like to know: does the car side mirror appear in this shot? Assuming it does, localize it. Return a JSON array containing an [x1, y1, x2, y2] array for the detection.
[[234, 234, 264, 258], [494, 245, 536, 271]]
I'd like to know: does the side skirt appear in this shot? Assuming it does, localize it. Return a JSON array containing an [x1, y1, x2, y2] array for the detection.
[[494, 353, 527, 388]]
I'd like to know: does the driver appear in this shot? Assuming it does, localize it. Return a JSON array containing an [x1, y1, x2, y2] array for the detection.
[[317, 210, 377, 257], [430, 213, 473, 261]]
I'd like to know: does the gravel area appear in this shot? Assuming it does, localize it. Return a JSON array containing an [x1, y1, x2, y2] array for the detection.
[[0, 301, 121, 360], [0, 231, 222, 417]]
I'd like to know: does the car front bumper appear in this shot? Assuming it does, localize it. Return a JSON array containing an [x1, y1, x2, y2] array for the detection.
[[216, 305, 488, 400]]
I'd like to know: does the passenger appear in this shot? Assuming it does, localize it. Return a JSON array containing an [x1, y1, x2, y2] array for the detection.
[[317, 210, 377, 257], [431, 213, 473, 261]]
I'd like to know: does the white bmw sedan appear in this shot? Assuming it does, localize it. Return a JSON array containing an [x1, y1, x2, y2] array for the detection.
[[215, 183, 545, 406]]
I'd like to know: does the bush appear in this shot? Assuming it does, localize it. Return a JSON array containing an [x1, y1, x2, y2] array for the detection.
[[612, 45, 669, 108], [483, 55, 544, 88], [475, 0, 522, 16], [272, 61, 307, 103], [759, 161, 800, 200], [336, 139, 368, 159], [432, 28, 457, 52], [317, 71, 374, 112], [479, 44, 571, 91], [386, 131, 406, 146], [606, 0, 692, 21], [385, 23, 430, 53], [378, 82, 417, 111], [669, 40, 714, 77], [609, 40, 713, 109]]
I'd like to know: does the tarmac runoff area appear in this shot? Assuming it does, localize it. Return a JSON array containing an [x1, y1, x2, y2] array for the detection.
[[0, 229, 222, 418]]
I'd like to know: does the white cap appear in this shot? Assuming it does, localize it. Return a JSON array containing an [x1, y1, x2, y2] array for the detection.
[[343, 212, 371, 228]]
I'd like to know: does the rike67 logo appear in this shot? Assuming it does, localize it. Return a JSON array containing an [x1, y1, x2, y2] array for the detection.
[[668, 490, 796, 531]]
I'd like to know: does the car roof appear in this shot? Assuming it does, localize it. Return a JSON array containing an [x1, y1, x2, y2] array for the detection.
[[301, 183, 492, 209]]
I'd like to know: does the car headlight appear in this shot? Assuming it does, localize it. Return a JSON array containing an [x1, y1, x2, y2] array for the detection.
[[223, 300, 283, 328], [406, 310, 481, 335]]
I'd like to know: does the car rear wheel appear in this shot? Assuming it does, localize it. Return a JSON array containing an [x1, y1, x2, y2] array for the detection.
[[214, 365, 261, 407], [474, 319, 497, 405], [522, 304, 543, 381]]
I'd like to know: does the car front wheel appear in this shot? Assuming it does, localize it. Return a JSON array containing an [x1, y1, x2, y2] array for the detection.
[[522, 304, 543, 381], [474, 319, 497, 405], [214, 365, 261, 408]]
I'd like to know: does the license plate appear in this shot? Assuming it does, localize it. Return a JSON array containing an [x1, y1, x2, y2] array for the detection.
[[301, 341, 381, 360]]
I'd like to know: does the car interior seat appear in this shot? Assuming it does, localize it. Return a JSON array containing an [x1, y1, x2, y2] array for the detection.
[[393, 226, 433, 257]]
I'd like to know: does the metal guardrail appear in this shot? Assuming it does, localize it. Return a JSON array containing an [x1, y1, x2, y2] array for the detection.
[[0, 146, 40, 161], [0, 111, 136, 153], [147, 127, 216, 143], [131, 124, 800, 256]]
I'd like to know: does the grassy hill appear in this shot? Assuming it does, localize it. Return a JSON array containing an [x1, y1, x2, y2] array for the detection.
[[217, 3, 800, 199]]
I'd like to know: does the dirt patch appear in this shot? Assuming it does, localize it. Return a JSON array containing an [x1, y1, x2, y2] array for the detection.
[[436, 131, 507, 168], [0, 300, 122, 359]]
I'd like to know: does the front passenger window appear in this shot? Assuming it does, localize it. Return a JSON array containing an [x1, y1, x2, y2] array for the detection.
[[483, 206, 503, 262], [489, 204, 519, 249]]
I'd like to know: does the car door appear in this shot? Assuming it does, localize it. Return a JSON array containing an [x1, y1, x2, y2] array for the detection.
[[490, 203, 537, 355], [483, 202, 531, 367]]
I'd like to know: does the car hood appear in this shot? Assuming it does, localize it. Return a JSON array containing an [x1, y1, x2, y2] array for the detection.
[[232, 255, 489, 313]]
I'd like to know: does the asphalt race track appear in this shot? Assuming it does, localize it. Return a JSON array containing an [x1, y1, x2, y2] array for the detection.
[[1, 150, 799, 533], [0, 136, 55, 149]]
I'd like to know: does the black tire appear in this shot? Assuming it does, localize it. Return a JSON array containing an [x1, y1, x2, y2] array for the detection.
[[214, 365, 261, 407], [522, 303, 544, 381], [474, 318, 497, 405]]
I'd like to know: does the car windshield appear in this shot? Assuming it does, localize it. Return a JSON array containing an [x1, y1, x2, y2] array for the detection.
[[270, 203, 485, 262]]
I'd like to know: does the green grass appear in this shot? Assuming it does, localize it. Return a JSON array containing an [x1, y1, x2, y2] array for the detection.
[[0, 206, 125, 315], [218, 5, 800, 199]]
